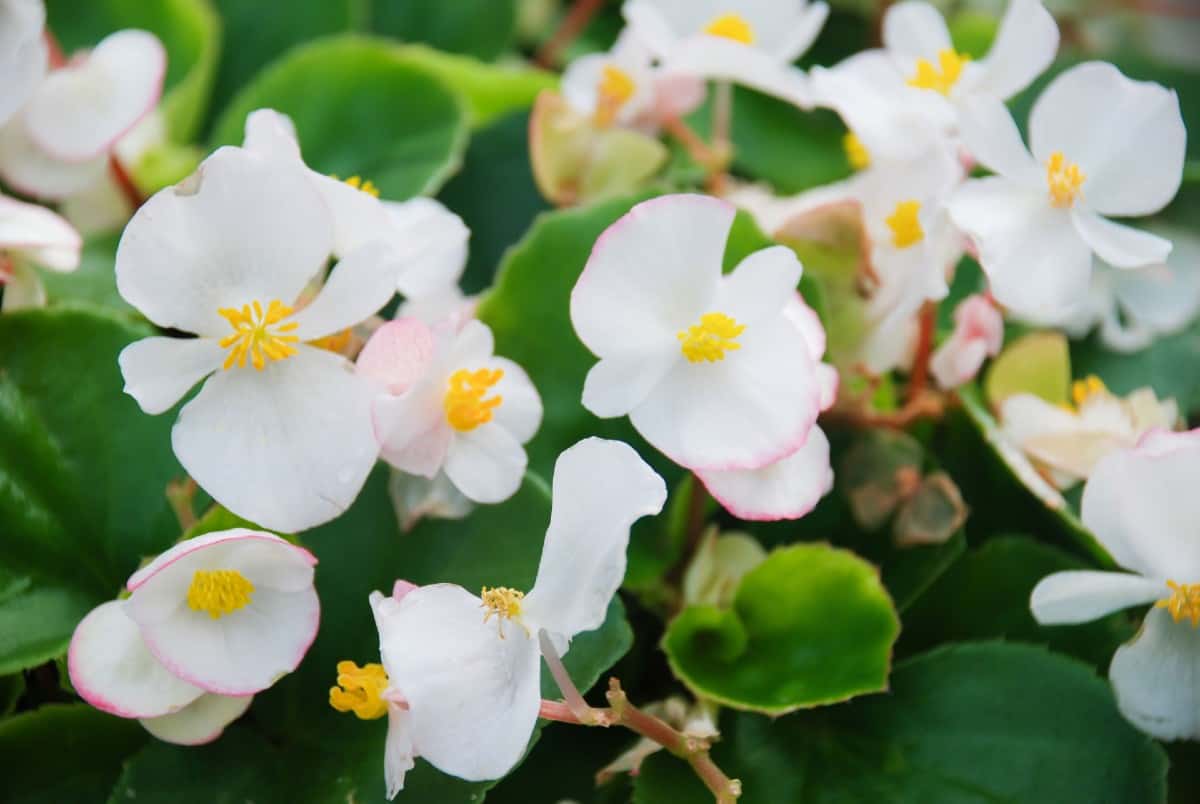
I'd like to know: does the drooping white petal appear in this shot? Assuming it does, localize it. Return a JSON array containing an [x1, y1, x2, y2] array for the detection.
[[487, 357, 543, 444], [0, 117, 108, 200], [68, 600, 204, 719], [883, 1, 953, 71], [1071, 211, 1172, 270], [171, 347, 379, 533], [139, 692, 253, 746], [118, 336, 225, 415], [1030, 570, 1165, 624], [443, 423, 527, 504], [1029, 62, 1185, 217], [697, 425, 832, 521], [1110, 607, 1200, 741], [378, 583, 542, 782], [581, 348, 678, 418], [716, 246, 801, 326], [356, 318, 437, 396], [116, 146, 333, 337], [957, 96, 1039, 184], [971, 0, 1059, 102], [524, 438, 666, 643], [571, 194, 730, 357], [1082, 429, 1200, 579], [289, 242, 397, 342], [24, 30, 165, 162], [0, 194, 82, 271]]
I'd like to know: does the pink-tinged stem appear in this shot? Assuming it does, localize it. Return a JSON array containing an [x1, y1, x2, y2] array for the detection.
[[534, 0, 605, 68], [109, 155, 144, 211]]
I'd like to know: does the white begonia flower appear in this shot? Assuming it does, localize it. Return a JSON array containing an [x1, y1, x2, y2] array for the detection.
[[361, 318, 543, 505], [0, 0, 47, 127], [695, 296, 836, 520], [1001, 376, 1179, 489], [622, 0, 828, 106], [0, 28, 165, 200], [329, 439, 666, 796], [69, 529, 319, 740], [572, 194, 822, 472], [948, 62, 1186, 321], [0, 192, 80, 311], [929, 293, 1004, 389], [116, 146, 398, 533], [1030, 429, 1200, 740]]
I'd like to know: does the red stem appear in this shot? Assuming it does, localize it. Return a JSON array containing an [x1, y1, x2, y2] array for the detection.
[[906, 302, 936, 403], [109, 155, 144, 210], [534, 0, 605, 68]]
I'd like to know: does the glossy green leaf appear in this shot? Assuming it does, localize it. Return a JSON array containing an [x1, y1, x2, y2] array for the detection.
[[211, 35, 469, 199], [662, 543, 899, 713], [45, 0, 220, 142], [369, 0, 518, 61], [635, 642, 1167, 804], [0, 570, 95, 676]]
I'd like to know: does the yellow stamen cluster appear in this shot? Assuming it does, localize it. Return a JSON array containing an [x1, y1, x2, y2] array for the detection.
[[908, 49, 969, 96], [218, 299, 300, 371], [1071, 374, 1107, 408], [677, 312, 745, 363], [481, 586, 527, 638], [595, 64, 637, 127], [1156, 581, 1200, 627], [1046, 152, 1085, 208], [886, 200, 924, 249], [186, 569, 254, 619], [343, 175, 380, 197], [703, 12, 755, 44], [329, 660, 390, 719], [444, 368, 505, 432], [843, 132, 870, 171]]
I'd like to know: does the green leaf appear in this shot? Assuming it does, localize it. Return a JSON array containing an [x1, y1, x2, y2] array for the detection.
[[0, 570, 95, 676], [662, 543, 899, 713], [0, 705, 147, 804], [39, 234, 135, 317], [210, 35, 469, 199], [45, 0, 220, 142], [0, 308, 184, 672], [635, 642, 1167, 804], [369, 0, 518, 61]]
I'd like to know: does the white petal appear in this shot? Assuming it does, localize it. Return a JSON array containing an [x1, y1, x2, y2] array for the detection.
[[1071, 211, 1172, 270], [290, 242, 397, 341], [571, 194, 730, 357], [581, 348, 678, 418], [972, 0, 1059, 101], [139, 692, 253, 746], [784, 295, 827, 362], [118, 336, 225, 415], [0, 1, 45, 126], [930, 338, 987, 390], [384, 198, 470, 299], [1110, 607, 1200, 741], [356, 318, 437, 396], [487, 357, 542, 444], [116, 147, 333, 336], [311, 171, 394, 259], [0, 194, 81, 270], [698, 425, 833, 521], [524, 438, 666, 642], [374, 390, 450, 477], [171, 348, 379, 533], [1082, 429, 1200, 579], [957, 96, 1038, 184], [621, 1, 678, 57], [663, 37, 811, 106], [630, 311, 821, 471], [883, 1, 952, 69], [383, 704, 417, 798], [126, 529, 316, 593], [1029, 570, 1164, 624], [774, 2, 829, 62], [242, 108, 301, 161], [1029, 62, 1185, 217], [0, 117, 108, 200], [379, 584, 542, 782], [716, 246, 801, 326], [68, 600, 204, 719], [1112, 231, 1200, 335], [443, 423, 527, 504], [388, 469, 474, 532], [449, 318, 496, 365], [24, 30, 165, 162]]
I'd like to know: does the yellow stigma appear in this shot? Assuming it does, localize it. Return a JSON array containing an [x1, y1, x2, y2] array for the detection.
[[843, 132, 870, 171], [329, 661, 389, 719], [343, 175, 380, 197], [594, 64, 637, 127], [480, 586, 527, 639], [1156, 581, 1200, 627], [678, 312, 745, 363], [310, 328, 354, 355], [1046, 152, 1085, 208], [186, 569, 254, 619], [908, 49, 969, 96], [444, 368, 504, 432], [885, 200, 924, 249], [704, 13, 755, 44], [1070, 374, 1107, 408], [218, 299, 300, 371]]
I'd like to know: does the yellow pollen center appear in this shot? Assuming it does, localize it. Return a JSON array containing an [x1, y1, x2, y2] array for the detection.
[[186, 569, 254, 619], [218, 299, 300, 371], [843, 132, 870, 171], [329, 660, 389, 719], [1070, 374, 1107, 408], [1156, 581, 1200, 627], [703, 13, 755, 44], [1046, 152, 1085, 208], [595, 65, 637, 127], [908, 49, 970, 96], [886, 200, 924, 249], [480, 586, 527, 639], [343, 175, 380, 197], [444, 368, 504, 432], [677, 312, 745, 363]]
